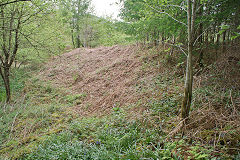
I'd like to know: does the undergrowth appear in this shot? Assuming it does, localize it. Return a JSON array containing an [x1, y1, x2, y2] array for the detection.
[[0, 67, 29, 102], [0, 46, 239, 159], [0, 67, 212, 160], [19, 112, 213, 160]]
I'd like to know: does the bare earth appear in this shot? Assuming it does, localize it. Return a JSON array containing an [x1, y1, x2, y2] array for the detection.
[[41, 45, 145, 116]]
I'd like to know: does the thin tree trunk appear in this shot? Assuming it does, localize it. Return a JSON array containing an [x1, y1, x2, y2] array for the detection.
[[71, 22, 75, 48], [198, 22, 204, 67], [72, 33, 75, 48], [0, 67, 11, 102], [4, 69, 11, 102], [222, 31, 226, 54], [205, 29, 209, 50], [161, 33, 164, 45], [76, 33, 80, 48], [170, 36, 175, 55], [181, 0, 196, 119], [76, 21, 80, 48], [211, 25, 215, 44], [227, 30, 230, 45], [215, 25, 220, 58]]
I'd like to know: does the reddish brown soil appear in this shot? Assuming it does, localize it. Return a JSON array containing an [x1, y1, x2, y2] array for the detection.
[[41, 45, 145, 116]]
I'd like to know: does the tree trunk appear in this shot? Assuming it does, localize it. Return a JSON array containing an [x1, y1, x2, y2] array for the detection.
[[4, 69, 11, 102], [170, 36, 175, 55], [71, 20, 75, 48], [181, 0, 196, 119], [161, 33, 165, 45], [71, 29, 75, 48], [76, 33, 81, 48], [205, 29, 209, 50], [222, 31, 226, 54], [0, 67, 11, 102], [216, 25, 220, 54], [211, 24, 215, 44], [76, 20, 80, 48], [198, 22, 204, 67]]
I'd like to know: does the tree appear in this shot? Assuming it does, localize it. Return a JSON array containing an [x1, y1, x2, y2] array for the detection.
[[181, 0, 196, 119], [58, 0, 91, 48], [0, 0, 53, 102], [0, 2, 26, 102], [144, 0, 196, 119]]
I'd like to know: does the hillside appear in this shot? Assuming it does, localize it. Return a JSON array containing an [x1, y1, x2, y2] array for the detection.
[[0, 44, 239, 159], [41, 46, 142, 116]]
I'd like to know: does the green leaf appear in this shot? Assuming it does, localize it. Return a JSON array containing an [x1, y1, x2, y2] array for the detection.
[[196, 154, 209, 159], [220, 25, 230, 30], [218, 30, 225, 35], [231, 35, 239, 40]]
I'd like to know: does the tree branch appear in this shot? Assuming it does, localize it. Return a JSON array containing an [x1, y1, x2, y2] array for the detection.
[[144, 1, 187, 27], [0, 0, 31, 7], [193, 24, 213, 46], [157, 4, 187, 13], [9, 13, 21, 67], [163, 41, 188, 56]]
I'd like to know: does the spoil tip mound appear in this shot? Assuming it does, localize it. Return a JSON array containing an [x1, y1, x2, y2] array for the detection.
[[41, 45, 142, 117]]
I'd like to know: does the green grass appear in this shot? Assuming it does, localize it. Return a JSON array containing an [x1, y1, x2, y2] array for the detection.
[[0, 70, 74, 159], [65, 93, 87, 105], [19, 111, 216, 160], [18, 116, 175, 160]]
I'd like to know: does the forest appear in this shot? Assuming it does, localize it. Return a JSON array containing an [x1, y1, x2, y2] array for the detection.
[[0, 0, 239, 159]]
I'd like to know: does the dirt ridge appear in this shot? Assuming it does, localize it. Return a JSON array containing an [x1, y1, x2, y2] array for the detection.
[[41, 45, 142, 116]]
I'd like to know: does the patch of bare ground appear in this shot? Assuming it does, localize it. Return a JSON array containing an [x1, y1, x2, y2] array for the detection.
[[40, 45, 154, 117]]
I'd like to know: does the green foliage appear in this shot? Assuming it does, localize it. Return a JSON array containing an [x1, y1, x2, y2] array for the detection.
[[65, 93, 86, 105], [17, 12, 71, 65], [119, 0, 240, 48], [218, 25, 230, 35], [58, 0, 135, 48], [19, 115, 163, 159], [78, 16, 133, 47], [231, 25, 240, 40], [0, 68, 29, 102], [19, 111, 215, 160], [119, 0, 187, 43], [20, 133, 115, 160]]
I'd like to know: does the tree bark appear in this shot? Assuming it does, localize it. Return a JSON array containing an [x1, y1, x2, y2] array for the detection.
[[4, 69, 11, 102], [198, 23, 204, 67], [0, 66, 11, 102], [76, 1, 81, 48], [71, 21, 75, 48], [181, 0, 196, 119], [222, 31, 226, 54], [215, 24, 220, 58]]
